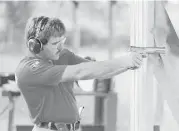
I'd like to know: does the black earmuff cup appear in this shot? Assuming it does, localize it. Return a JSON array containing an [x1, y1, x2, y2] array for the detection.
[[28, 38, 42, 54]]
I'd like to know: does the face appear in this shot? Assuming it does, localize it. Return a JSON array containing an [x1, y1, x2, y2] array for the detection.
[[42, 36, 66, 60]]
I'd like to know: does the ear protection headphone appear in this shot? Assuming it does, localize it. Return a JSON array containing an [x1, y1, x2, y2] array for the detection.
[[27, 17, 49, 54], [28, 37, 43, 54]]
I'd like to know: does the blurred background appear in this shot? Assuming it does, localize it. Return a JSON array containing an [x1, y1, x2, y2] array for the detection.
[[0, 1, 130, 54], [0, 1, 132, 131]]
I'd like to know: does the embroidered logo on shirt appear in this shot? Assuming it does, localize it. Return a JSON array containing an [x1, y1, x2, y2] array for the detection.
[[30, 60, 40, 70]]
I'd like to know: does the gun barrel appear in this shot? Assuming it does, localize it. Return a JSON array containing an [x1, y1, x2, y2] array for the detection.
[[130, 46, 166, 54]]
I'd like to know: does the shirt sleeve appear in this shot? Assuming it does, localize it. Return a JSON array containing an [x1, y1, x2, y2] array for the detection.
[[21, 60, 68, 86], [66, 49, 90, 65], [53, 49, 90, 66], [70, 53, 90, 64]]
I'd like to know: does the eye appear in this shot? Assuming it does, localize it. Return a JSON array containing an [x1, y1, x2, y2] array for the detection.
[[51, 41, 59, 45], [50, 37, 66, 45]]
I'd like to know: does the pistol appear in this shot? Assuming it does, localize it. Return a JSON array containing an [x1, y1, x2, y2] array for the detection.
[[130, 46, 166, 54]]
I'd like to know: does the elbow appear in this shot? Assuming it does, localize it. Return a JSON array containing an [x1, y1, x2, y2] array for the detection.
[[75, 72, 85, 80], [71, 69, 83, 81], [75, 69, 92, 80], [60, 65, 92, 82]]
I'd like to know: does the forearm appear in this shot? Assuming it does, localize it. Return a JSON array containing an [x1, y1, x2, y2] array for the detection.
[[97, 67, 128, 79], [74, 58, 130, 80]]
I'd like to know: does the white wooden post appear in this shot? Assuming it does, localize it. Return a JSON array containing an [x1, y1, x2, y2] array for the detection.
[[107, 1, 116, 60], [104, 2, 118, 131], [130, 1, 156, 131], [72, 1, 80, 53]]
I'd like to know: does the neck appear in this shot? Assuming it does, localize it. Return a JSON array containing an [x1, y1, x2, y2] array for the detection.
[[26, 50, 48, 61], [27, 50, 36, 57]]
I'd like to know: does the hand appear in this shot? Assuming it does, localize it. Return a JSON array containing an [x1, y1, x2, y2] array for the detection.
[[125, 52, 145, 70], [84, 56, 96, 61]]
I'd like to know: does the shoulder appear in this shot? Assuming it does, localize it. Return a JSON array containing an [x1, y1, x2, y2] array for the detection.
[[53, 49, 75, 65], [16, 57, 41, 72], [15, 57, 48, 80], [29, 59, 41, 70]]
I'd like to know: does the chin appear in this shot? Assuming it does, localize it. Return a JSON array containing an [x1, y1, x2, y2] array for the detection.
[[53, 55, 60, 60]]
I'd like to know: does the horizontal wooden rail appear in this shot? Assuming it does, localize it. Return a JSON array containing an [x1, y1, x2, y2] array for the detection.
[[74, 91, 109, 97]]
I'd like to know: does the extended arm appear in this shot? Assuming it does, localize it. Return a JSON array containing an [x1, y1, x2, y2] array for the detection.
[[61, 52, 143, 81], [24, 52, 143, 85]]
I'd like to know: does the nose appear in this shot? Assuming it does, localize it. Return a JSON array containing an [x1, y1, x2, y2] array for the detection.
[[57, 37, 66, 50], [57, 42, 63, 51]]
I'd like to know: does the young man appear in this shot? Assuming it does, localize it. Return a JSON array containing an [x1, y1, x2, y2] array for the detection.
[[15, 16, 145, 131]]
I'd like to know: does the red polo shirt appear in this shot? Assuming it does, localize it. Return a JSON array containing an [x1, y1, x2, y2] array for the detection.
[[15, 49, 89, 124]]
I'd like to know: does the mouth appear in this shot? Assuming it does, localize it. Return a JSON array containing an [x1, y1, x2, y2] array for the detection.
[[56, 49, 63, 55], [56, 51, 60, 55]]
